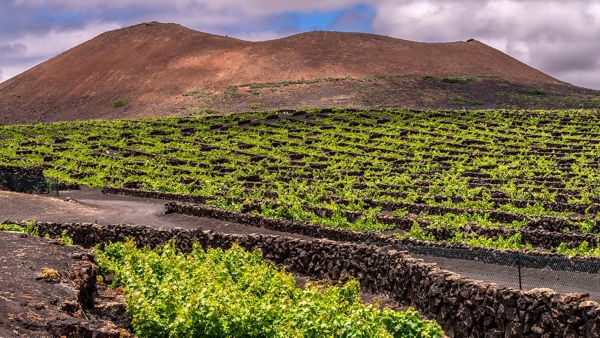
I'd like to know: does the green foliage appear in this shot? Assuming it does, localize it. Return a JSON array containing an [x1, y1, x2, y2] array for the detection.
[[0, 223, 25, 232], [525, 87, 548, 97], [2, 108, 600, 255], [96, 241, 443, 337], [0, 221, 40, 236], [450, 232, 534, 251], [60, 230, 74, 246], [442, 76, 474, 84], [397, 222, 436, 241], [25, 220, 39, 236], [556, 241, 600, 257], [112, 99, 130, 108]]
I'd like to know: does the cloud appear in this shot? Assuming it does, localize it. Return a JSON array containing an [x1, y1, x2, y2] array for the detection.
[[371, 0, 600, 88], [332, 3, 375, 32], [1, 0, 600, 89], [0, 43, 27, 57], [0, 21, 120, 81]]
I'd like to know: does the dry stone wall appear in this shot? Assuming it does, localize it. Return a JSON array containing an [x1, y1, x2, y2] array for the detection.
[[165, 201, 600, 273], [18, 220, 600, 337], [0, 165, 48, 193], [104, 187, 600, 256]]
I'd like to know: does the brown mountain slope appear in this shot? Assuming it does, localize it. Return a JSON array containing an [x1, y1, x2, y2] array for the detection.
[[0, 22, 597, 124]]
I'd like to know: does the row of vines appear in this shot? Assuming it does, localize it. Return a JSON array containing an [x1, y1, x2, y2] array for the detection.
[[2, 108, 600, 256]]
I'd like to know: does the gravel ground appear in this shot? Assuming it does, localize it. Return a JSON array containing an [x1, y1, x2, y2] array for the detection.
[[0, 232, 125, 337]]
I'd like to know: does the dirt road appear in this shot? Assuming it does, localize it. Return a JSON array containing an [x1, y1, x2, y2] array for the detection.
[[0, 189, 309, 238], [2, 189, 599, 300]]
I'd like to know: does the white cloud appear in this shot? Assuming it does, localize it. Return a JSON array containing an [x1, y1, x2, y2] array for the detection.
[[0, 21, 120, 82], [372, 0, 600, 88], [16, 21, 120, 57], [14, 0, 361, 14]]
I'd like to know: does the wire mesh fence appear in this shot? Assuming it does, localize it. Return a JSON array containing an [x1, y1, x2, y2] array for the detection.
[[394, 242, 600, 300]]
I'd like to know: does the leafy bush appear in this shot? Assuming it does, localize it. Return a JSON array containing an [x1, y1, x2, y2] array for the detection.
[[442, 76, 474, 84], [525, 87, 548, 97], [556, 241, 600, 257], [112, 99, 130, 108], [0, 223, 25, 232], [96, 241, 443, 337], [397, 222, 436, 241], [0, 221, 39, 236], [451, 232, 534, 251]]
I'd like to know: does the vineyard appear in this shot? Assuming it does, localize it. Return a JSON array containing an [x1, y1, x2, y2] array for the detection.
[[95, 240, 442, 337], [2, 108, 600, 258], [5, 108, 600, 336]]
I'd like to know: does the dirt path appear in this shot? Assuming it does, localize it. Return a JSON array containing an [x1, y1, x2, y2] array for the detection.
[[2, 189, 600, 300], [0, 189, 310, 239]]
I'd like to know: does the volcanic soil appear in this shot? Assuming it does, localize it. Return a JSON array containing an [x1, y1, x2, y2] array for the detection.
[[1, 22, 597, 124]]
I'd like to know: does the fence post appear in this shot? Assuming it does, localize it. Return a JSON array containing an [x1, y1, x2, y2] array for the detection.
[[516, 253, 523, 290]]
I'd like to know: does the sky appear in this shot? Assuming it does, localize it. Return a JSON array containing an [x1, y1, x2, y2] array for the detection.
[[1, 0, 599, 89]]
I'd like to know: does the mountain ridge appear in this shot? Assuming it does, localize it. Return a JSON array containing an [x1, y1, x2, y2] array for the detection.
[[0, 21, 596, 124]]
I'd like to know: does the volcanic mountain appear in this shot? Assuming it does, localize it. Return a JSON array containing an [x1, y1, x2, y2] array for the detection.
[[0, 22, 597, 124]]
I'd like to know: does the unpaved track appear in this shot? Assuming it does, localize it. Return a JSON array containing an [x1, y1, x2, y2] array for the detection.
[[1, 189, 600, 300], [0, 189, 309, 239]]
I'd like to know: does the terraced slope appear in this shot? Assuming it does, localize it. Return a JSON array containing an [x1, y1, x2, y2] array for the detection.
[[2, 109, 600, 256]]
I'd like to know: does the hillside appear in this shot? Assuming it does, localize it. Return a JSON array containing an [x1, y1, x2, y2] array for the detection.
[[0, 22, 598, 124]]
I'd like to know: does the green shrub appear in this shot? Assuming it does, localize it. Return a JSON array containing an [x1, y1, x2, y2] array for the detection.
[[0, 223, 25, 232], [397, 222, 436, 241], [0, 221, 39, 236], [60, 230, 74, 246], [526, 87, 548, 96], [556, 241, 600, 256], [112, 99, 130, 108], [96, 241, 444, 337], [442, 76, 474, 84]]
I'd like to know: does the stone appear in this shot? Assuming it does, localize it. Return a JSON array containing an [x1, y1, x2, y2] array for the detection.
[[531, 324, 544, 334]]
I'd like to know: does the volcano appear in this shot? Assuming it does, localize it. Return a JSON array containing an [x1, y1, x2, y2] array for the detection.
[[0, 21, 596, 124]]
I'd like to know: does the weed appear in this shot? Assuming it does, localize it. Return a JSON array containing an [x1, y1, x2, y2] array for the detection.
[[60, 230, 74, 246], [40, 267, 59, 280], [442, 76, 474, 84], [112, 99, 130, 108], [526, 87, 548, 97], [0, 223, 25, 232]]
